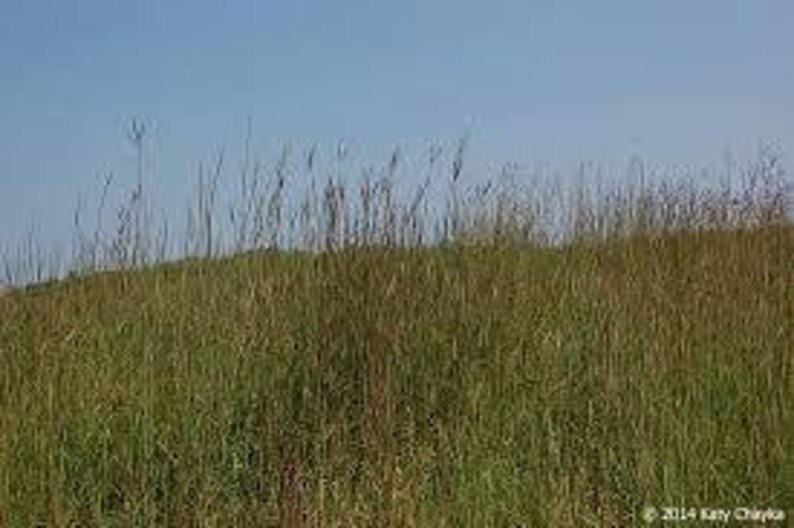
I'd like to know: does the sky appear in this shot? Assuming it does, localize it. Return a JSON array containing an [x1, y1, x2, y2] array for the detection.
[[1, 0, 793, 271]]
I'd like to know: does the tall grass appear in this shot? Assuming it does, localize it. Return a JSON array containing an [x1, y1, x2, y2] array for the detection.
[[0, 137, 791, 526]]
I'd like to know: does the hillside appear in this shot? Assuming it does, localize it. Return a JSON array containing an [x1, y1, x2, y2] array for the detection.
[[0, 221, 791, 525]]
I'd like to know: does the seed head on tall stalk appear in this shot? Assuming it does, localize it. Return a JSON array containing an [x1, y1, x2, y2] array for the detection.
[[127, 119, 147, 265]]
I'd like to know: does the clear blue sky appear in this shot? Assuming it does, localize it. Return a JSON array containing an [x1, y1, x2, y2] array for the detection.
[[1, 0, 792, 261]]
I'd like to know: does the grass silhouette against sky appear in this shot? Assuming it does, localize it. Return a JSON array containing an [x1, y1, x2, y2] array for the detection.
[[2, 0, 793, 255]]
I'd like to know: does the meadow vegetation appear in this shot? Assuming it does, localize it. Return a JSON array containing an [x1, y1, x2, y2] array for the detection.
[[0, 138, 791, 526]]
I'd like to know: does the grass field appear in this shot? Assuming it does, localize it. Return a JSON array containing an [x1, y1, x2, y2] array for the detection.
[[0, 146, 791, 525]]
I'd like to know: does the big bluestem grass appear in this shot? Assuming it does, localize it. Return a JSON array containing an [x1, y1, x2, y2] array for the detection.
[[0, 138, 791, 526]]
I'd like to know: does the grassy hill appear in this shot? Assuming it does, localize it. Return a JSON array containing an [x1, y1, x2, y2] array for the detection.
[[0, 154, 792, 525]]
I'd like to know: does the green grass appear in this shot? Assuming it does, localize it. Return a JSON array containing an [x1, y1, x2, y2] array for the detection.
[[0, 146, 792, 526]]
